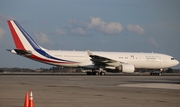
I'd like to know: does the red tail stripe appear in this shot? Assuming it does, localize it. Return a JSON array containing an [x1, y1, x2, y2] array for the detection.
[[7, 20, 25, 50], [30, 54, 76, 64]]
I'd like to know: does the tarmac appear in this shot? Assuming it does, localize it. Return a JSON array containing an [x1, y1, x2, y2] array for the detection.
[[0, 74, 180, 107]]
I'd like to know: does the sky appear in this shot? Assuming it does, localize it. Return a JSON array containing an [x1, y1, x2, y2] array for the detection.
[[0, 0, 180, 69]]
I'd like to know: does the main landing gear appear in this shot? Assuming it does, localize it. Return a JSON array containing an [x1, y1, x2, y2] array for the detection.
[[86, 70, 106, 76]]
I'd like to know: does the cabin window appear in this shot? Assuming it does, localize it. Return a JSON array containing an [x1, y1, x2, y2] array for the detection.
[[119, 57, 123, 59], [64, 55, 84, 57]]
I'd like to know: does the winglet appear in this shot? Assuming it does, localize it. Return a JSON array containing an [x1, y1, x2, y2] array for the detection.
[[87, 50, 93, 56]]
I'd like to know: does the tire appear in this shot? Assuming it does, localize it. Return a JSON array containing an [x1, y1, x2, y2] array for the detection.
[[100, 72, 105, 75], [95, 72, 99, 75]]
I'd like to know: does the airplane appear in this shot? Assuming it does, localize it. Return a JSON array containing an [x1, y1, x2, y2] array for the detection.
[[7, 20, 179, 75]]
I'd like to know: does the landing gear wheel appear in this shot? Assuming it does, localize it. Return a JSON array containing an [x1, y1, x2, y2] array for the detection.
[[95, 72, 99, 75], [100, 72, 105, 75]]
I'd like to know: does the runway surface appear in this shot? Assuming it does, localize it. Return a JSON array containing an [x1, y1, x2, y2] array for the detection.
[[0, 74, 180, 107]]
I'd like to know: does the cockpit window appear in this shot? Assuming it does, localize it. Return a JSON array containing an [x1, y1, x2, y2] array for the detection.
[[171, 58, 175, 60]]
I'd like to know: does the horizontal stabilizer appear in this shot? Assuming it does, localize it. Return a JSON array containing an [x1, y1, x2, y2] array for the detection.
[[7, 49, 32, 56]]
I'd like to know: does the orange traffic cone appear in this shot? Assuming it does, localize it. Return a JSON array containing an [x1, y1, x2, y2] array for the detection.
[[29, 90, 34, 107], [24, 92, 29, 107]]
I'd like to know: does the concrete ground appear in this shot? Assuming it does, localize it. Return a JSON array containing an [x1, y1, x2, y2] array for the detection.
[[0, 74, 180, 107]]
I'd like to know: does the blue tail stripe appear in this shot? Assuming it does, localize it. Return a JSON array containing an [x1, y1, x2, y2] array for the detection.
[[14, 21, 41, 50], [14, 21, 75, 62]]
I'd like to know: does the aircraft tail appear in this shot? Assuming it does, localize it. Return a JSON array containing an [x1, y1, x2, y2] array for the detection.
[[7, 20, 44, 51]]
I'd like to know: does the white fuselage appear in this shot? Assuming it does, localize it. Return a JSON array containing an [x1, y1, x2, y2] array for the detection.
[[29, 50, 179, 69]]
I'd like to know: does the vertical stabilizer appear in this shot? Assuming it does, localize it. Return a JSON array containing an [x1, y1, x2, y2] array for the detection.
[[7, 20, 42, 50]]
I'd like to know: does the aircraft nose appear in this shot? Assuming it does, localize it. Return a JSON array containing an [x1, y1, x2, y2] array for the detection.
[[175, 60, 179, 66]]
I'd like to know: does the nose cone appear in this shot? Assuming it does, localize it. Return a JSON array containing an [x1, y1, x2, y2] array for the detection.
[[174, 60, 179, 66]]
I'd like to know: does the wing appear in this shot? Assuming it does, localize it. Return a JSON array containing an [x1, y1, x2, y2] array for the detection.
[[87, 50, 125, 66]]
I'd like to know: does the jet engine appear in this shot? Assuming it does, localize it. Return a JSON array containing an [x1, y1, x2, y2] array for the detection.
[[116, 64, 135, 73]]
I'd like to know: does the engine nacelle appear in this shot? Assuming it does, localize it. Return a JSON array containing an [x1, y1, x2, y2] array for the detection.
[[116, 64, 135, 73]]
